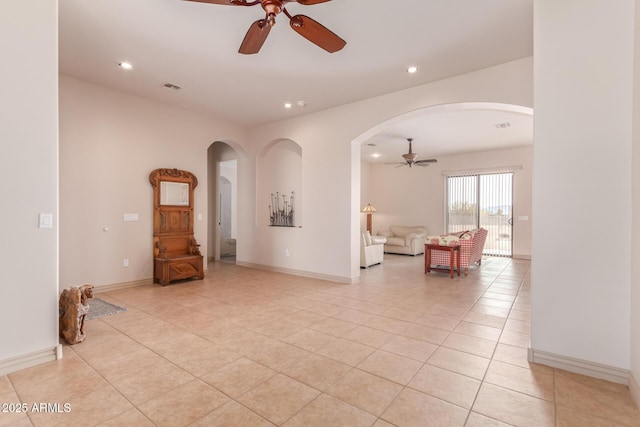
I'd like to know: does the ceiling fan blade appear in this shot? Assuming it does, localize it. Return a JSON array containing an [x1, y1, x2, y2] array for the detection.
[[295, 0, 332, 4], [289, 14, 346, 53], [183, 0, 244, 5], [239, 19, 271, 54], [415, 159, 438, 164]]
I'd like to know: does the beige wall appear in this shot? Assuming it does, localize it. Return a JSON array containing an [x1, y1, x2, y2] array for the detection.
[[0, 1, 59, 370], [532, 0, 632, 374], [359, 160, 373, 231], [365, 146, 532, 258], [243, 58, 533, 281], [59, 76, 246, 288], [631, 0, 640, 406]]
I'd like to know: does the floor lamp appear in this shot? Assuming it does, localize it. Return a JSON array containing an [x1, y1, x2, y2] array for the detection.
[[362, 203, 377, 234]]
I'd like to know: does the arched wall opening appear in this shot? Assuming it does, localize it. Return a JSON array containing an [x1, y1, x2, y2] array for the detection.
[[351, 102, 534, 278], [207, 140, 247, 263]]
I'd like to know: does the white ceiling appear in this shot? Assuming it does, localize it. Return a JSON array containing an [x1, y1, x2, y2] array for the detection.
[[58, 0, 534, 161], [363, 103, 533, 163]]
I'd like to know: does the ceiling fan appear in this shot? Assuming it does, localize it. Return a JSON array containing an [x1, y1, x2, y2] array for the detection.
[[386, 138, 438, 168], [184, 0, 346, 54]]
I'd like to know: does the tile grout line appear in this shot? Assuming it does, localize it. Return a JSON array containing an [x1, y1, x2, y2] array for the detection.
[[460, 257, 512, 426]]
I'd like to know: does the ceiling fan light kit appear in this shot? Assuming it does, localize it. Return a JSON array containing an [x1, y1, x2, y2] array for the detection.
[[184, 0, 346, 54]]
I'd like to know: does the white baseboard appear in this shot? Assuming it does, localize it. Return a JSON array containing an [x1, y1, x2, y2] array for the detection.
[[92, 278, 154, 294], [528, 347, 629, 385], [0, 345, 60, 376], [91, 269, 210, 293], [630, 371, 640, 409], [513, 253, 531, 260], [236, 261, 355, 284]]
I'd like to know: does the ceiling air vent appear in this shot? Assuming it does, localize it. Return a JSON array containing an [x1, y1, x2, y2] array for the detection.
[[163, 83, 181, 91]]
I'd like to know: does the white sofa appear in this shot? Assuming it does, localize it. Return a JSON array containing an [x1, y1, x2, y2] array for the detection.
[[360, 231, 385, 268], [377, 225, 427, 256]]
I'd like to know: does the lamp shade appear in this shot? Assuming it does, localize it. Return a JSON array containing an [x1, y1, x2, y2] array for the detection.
[[362, 203, 377, 213]]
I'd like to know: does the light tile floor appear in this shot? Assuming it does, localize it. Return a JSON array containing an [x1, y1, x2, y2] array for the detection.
[[2, 255, 639, 426]]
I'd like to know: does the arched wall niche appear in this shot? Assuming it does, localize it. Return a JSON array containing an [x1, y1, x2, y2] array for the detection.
[[257, 138, 303, 228]]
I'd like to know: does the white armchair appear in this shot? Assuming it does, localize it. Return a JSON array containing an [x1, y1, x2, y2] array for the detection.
[[360, 231, 385, 268]]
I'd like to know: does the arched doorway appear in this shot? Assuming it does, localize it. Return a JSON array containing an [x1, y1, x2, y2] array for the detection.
[[352, 102, 533, 275], [207, 141, 241, 263]]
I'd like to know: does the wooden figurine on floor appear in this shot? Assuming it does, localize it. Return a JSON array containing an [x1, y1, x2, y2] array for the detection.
[[58, 284, 94, 345]]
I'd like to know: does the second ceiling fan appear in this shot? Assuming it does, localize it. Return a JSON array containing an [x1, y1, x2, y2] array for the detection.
[[386, 138, 438, 168], [184, 0, 346, 54]]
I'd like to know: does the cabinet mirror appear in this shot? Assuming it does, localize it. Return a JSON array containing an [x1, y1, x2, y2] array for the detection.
[[160, 181, 189, 206]]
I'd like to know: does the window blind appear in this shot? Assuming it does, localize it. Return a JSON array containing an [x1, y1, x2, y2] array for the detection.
[[446, 172, 513, 257]]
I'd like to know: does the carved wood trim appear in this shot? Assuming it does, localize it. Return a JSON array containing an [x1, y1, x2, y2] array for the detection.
[[149, 168, 198, 188]]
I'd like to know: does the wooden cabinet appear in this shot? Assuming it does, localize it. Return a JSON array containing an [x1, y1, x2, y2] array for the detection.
[[149, 168, 204, 286]]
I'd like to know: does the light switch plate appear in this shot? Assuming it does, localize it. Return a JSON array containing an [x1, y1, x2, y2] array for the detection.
[[39, 213, 53, 229], [123, 213, 139, 222]]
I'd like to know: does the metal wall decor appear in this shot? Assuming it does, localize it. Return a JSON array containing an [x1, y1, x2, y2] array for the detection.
[[269, 191, 295, 227]]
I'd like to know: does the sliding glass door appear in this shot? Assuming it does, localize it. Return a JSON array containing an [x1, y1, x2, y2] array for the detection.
[[446, 172, 513, 257], [446, 175, 478, 234]]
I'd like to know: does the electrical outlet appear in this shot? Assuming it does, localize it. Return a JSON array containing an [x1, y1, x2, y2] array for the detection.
[[123, 259, 129, 267], [285, 249, 290, 257]]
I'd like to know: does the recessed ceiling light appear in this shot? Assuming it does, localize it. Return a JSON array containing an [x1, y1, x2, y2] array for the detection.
[[284, 102, 292, 109], [406, 66, 418, 74], [296, 100, 306, 107], [118, 62, 133, 70], [371, 153, 381, 158]]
